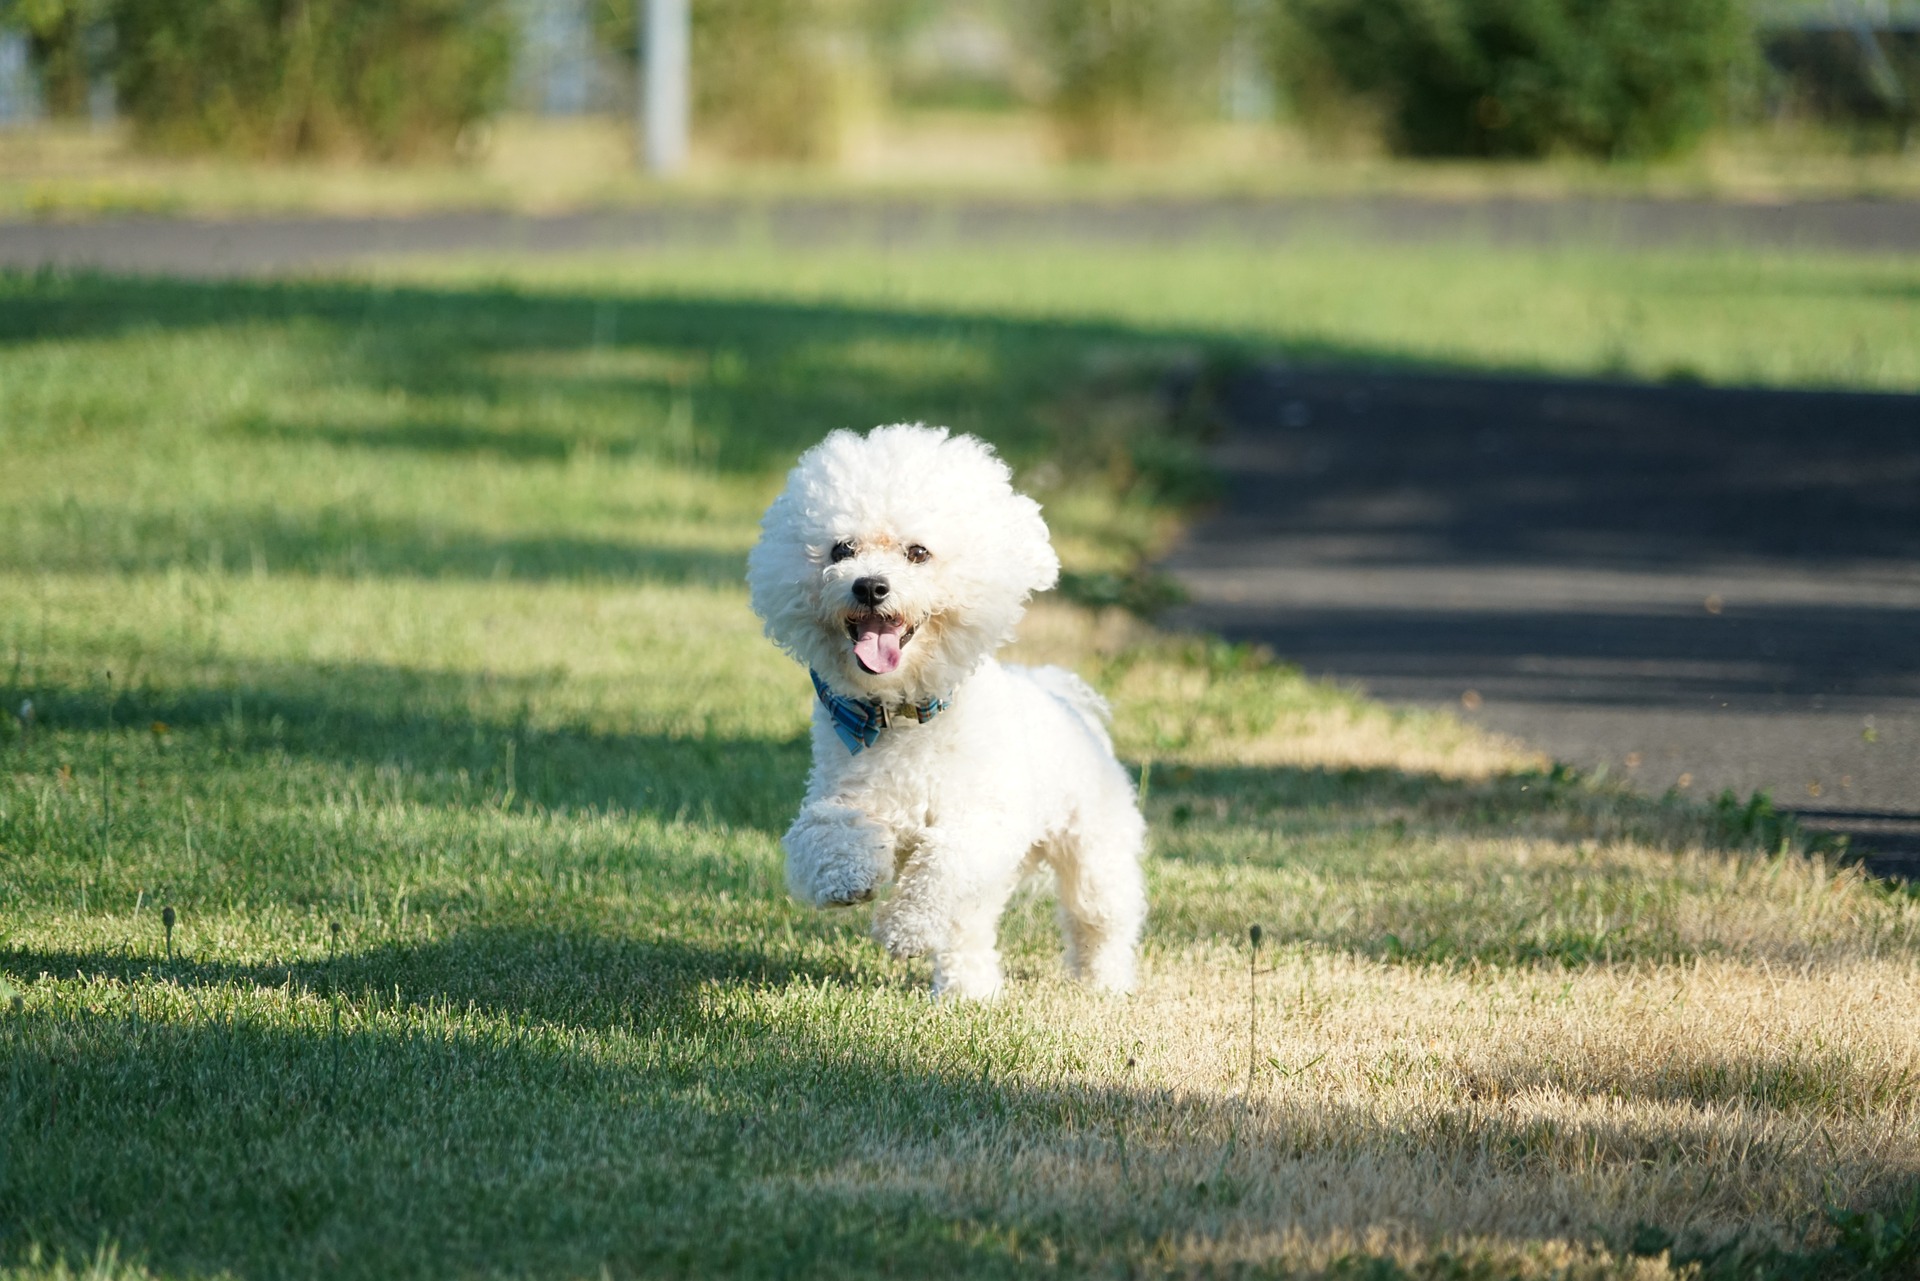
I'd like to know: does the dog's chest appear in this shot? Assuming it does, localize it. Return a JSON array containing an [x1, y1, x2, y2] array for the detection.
[[818, 714, 950, 827]]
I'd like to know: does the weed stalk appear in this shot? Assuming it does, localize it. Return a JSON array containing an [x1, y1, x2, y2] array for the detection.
[[99, 670, 113, 874], [1247, 922, 1263, 1097], [329, 921, 342, 1096]]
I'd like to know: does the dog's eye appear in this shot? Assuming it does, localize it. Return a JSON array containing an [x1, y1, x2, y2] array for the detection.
[[905, 544, 931, 565], [829, 540, 856, 563]]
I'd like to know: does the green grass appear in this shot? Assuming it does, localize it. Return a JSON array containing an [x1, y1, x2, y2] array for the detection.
[[3, 238, 1919, 1279], [393, 238, 1920, 393]]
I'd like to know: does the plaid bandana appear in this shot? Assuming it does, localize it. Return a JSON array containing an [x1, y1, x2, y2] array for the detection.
[[810, 669, 950, 755]]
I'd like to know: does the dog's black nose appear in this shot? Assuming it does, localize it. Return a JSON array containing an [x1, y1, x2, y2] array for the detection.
[[852, 576, 890, 607]]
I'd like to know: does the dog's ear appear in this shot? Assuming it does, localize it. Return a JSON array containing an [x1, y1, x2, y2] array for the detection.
[[1006, 493, 1060, 597]]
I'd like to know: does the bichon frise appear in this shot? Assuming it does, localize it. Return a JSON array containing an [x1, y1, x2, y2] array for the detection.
[[748, 424, 1148, 1000]]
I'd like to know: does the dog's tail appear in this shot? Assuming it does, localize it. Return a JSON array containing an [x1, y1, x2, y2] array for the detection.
[[1020, 665, 1115, 748]]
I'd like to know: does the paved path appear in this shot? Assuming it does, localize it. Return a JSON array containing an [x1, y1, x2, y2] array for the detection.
[[3, 194, 1920, 276], [1163, 367, 1920, 877]]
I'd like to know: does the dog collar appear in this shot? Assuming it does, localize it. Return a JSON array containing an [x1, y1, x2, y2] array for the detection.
[[810, 669, 950, 755]]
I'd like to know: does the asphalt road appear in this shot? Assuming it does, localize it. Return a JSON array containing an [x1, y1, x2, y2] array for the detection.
[[3, 193, 1920, 275], [1163, 367, 1920, 877]]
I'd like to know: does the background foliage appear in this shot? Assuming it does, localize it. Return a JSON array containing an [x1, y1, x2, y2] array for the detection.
[[65, 0, 512, 158], [1269, 0, 1753, 159], [1019, 0, 1237, 159], [591, 0, 847, 162], [6, 0, 1912, 164]]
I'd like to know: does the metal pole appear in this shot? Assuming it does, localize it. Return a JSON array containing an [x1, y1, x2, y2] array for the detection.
[[642, 0, 689, 175]]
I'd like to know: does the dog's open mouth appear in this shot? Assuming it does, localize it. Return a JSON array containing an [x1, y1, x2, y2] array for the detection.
[[846, 611, 916, 675]]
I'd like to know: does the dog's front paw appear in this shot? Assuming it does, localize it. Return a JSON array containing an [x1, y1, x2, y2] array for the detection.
[[871, 901, 941, 960], [784, 805, 892, 909]]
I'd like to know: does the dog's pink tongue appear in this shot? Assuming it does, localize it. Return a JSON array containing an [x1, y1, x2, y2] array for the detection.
[[852, 618, 904, 674]]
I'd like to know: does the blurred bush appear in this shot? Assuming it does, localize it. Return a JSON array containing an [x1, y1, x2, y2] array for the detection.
[[1269, 0, 1751, 159], [686, 0, 837, 160], [594, 0, 858, 162], [1020, 0, 1236, 159], [110, 0, 512, 158]]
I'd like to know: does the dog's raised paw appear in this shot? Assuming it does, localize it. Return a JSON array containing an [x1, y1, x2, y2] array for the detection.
[[872, 903, 938, 959]]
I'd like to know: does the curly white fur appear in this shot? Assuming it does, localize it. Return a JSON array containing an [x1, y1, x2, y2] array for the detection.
[[748, 424, 1148, 1000]]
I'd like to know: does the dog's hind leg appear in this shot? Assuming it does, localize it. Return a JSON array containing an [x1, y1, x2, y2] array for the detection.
[[1048, 808, 1147, 993]]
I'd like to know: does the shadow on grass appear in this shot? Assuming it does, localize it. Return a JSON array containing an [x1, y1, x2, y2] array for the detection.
[[1133, 760, 1888, 968], [0, 273, 1197, 481], [236, 411, 623, 465], [3, 924, 1917, 1280], [1, 661, 809, 834], [0, 271, 1246, 592], [0, 930, 1012, 1279], [4, 927, 854, 1036], [1152, 759, 1774, 858]]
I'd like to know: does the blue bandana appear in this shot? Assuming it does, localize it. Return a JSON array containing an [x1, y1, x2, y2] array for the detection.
[[810, 669, 950, 755]]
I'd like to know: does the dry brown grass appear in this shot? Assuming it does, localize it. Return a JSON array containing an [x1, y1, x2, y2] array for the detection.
[[797, 942, 1920, 1275], [5, 113, 1919, 222]]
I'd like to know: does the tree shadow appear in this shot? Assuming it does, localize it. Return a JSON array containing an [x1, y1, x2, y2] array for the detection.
[[2, 923, 1912, 1280], [1152, 759, 1710, 851], [1, 271, 1257, 596], [1199, 367, 1920, 574], [1137, 759, 1880, 966], [236, 411, 617, 465], [0, 273, 1192, 481], [1179, 364, 1920, 701], [2, 660, 808, 833], [3, 926, 851, 1037], [1168, 363, 1920, 869], [0, 929, 1001, 1279]]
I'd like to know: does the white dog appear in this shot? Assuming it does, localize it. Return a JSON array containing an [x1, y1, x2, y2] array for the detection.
[[747, 424, 1148, 1000]]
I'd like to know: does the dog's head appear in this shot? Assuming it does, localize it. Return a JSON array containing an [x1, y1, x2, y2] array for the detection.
[[748, 424, 1059, 704]]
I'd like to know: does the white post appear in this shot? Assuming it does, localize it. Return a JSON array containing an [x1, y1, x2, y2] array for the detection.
[[642, 0, 689, 175]]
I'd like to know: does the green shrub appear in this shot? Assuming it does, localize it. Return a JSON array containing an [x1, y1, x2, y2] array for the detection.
[[592, 0, 842, 162], [1021, 0, 1236, 159], [1271, 0, 1751, 159], [112, 0, 512, 159], [690, 0, 839, 160]]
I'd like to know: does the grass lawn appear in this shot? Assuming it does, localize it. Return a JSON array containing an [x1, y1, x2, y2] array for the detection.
[[2, 237, 1919, 1279]]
